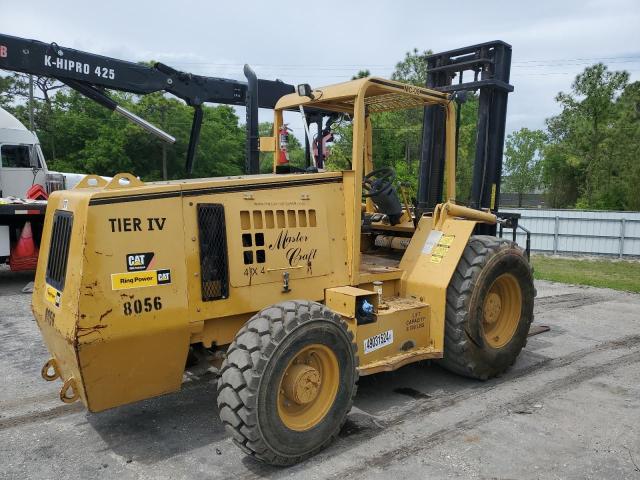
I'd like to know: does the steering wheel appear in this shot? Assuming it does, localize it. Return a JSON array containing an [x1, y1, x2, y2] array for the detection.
[[362, 167, 396, 198]]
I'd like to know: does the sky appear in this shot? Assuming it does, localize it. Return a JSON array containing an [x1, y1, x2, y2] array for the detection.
[[1, 0, 639, 140]]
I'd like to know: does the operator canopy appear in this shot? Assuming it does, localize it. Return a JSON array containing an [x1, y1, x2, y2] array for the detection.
[[275, 77, 451, 114]]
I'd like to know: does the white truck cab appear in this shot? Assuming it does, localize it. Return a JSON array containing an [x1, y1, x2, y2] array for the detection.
[[0, 108, 86, 197], [0, 107, 48, 198]]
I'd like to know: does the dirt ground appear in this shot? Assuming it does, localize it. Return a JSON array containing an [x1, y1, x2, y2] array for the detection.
[[1, 267, 639, 479]]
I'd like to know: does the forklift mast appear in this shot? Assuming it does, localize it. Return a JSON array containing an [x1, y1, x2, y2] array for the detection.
[[417, 40, 513, 235], [0, 33, 293, 174]]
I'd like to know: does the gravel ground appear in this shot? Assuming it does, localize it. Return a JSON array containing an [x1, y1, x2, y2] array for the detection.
[[1, 266, 639, 479]]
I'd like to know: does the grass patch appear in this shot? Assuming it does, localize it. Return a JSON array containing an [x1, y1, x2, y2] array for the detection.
[[531, 255, 640, 293]]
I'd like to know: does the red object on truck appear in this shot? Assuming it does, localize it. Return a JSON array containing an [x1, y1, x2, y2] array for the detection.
[[26, 184, 48, 200]]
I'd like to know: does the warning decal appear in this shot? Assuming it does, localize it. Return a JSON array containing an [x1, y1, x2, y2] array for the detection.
[[430, 234, 455, 264], [45, 284, 62, 307]]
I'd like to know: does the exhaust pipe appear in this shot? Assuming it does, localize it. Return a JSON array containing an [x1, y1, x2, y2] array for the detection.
[[244, 64, 259, 175]]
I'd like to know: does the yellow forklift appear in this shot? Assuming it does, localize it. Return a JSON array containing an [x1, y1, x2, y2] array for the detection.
[[27, 41, 533, 465]]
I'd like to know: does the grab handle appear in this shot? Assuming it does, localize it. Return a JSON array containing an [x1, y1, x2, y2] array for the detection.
[[104, 173, 144, 190], [73, 175, 108, 189]]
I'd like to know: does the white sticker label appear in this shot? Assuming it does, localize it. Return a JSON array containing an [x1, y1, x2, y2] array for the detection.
[[363, 330, 394, 354], [422, 230, 443, 255]]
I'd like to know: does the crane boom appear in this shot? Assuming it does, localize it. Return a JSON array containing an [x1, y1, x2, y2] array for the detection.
[[0, 33, 293, 174]]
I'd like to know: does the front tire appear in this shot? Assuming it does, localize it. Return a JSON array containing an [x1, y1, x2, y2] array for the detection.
[[439, 235, 534, 380], [217, 300, 358, 465]]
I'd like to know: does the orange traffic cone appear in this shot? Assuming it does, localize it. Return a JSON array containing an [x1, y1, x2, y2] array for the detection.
[[9, 221, 39, 271]]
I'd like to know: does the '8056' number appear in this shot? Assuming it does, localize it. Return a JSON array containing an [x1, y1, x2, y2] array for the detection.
[[123, 296, 162, 316]]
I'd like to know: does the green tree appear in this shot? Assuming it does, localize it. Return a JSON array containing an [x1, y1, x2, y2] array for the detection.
[[351, 69, 370, 80], [0, 79, 250, 179], [540, 142, 582, 208], [503, 128, 546, 207], [391, 48, 432, 86], [608, 81, 640, 210], [0, 73, 28, 109], [544, 63, 631, 208]]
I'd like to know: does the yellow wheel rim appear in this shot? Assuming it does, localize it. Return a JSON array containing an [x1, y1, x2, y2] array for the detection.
[[277, 343, 339, 431], [482, 273, 522, 348]]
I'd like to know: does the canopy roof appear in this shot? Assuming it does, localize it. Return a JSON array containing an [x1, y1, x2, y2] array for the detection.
[[275, 77, 450, 114]]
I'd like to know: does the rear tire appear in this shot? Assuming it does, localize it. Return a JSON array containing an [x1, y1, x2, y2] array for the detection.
[[217, 300, 358, 465], [439, 235, 534, 380]]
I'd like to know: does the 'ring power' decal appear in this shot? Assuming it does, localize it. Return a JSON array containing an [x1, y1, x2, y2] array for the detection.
[[111, 269, 171, 290]]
